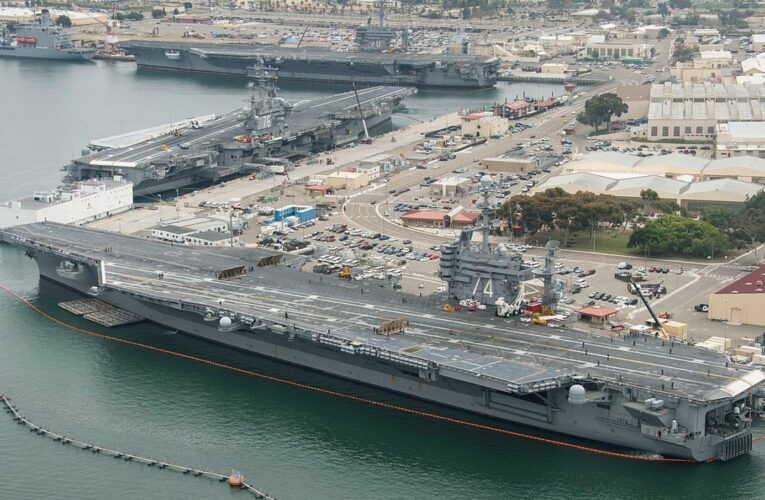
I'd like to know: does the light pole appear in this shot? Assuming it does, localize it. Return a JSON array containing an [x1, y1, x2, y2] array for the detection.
[[724, 298, 729, 351], [732, 227, 758, 265]]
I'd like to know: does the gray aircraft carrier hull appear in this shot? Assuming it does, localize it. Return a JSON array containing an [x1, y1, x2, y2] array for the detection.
[[121, 42, 498, 89], [22, 248, 755, 462]]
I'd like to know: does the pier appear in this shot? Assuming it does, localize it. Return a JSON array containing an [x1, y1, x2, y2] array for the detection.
[[1, 394, 274, 499], [498, 74, 608, 85], [59, 298, 145, 327]]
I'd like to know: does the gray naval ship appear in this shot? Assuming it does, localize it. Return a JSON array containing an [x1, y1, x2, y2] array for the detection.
[[3, 178, 764, 462], [0, 9, 95, 61], [119, 3, 497, 89], [64, 66, 415, 196]]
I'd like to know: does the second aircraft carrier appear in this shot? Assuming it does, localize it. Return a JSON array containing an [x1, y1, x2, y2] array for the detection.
[[3, 220, 764, 462], [64, 66, 414, 196]]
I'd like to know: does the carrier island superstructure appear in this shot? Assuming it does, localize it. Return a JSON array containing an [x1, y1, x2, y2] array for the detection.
[[3, 214, 765, 461], [64, 66, 415, 196]]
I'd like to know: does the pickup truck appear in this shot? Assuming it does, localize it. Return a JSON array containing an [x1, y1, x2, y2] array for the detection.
[[695, 304, 709, 313]]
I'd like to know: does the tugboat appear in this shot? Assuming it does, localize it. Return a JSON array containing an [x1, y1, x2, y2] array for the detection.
[[228, 470, 245, 488], [0, 9, 95, 61]]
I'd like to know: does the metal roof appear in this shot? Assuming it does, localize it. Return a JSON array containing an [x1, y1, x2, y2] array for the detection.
[[681, 178, 764, 199], [539, 172, 617, 193], [715, 265, 765, 295]]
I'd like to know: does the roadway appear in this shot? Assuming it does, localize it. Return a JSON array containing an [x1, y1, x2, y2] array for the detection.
[[340, 82, 618, 246]]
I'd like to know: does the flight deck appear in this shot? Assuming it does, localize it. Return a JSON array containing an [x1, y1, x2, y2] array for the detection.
[[4, 222, 759, 405], [79, 86, 413, 169]]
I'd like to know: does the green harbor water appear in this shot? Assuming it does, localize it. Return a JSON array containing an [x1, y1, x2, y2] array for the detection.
[[1, 58, 764, 499]]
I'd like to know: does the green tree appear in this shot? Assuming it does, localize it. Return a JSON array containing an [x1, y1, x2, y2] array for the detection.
[[173, 8, 180, 15], [669, 0, 691, 8], [657, 2, 669, 20], [673, 45, 698, 62], [577, 93, 629, 132], [183, 2, 193, 9], [640, 188, 659, 212], [702, 206, 738, 231], [628, 214, 730, 257], [55, 15, 72, 28], [658, 27, 671, 39], [152, 9, 165, 19]]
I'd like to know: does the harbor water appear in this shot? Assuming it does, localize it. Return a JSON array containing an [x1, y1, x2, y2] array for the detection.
[[1, 58, 764, 499]]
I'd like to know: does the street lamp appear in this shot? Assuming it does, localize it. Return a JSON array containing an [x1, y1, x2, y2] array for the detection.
[[730, 227, 758, 265], [724, 298, 729, 351]]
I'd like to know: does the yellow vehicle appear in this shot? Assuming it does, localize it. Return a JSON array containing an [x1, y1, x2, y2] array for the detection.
[[338, 266, 351, 279], [159, 144, 168, 152], [442, 304, 453, 313], [531, 316, 547, 326]]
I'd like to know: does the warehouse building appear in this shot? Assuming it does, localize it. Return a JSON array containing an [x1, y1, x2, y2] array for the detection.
[[534, 172, 762, 211], [709, 266, 765, 326], [480, 157, 537, 173], [460, 113, 508, 138], [646, 82, 765, 142], [680, 178, 763, 211], [671, 50, 734, 83], [430, 176, 471, 196], [563, 152, 703, 179], [563, 152, 765, 184], [323, 171, 369, 190], [715, 122, 765, 159], [702, 155, 765, 183]]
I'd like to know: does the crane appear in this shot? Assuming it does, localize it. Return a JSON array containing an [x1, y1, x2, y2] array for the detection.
[[629, 276, 668, 339]]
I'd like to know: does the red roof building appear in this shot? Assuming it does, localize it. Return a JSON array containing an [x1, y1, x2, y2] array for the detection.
[[304, 184, 335, 196], [709, 265, 765, 326], [401, 209, 481, 229], [575, 305, 618, 323], [504, 100, 531, 111], [451, 211, 481, 225]]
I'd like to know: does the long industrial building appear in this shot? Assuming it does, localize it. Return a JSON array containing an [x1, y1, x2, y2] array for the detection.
[[563, 152, 765, 184], [646, 82, 765, 142], [535, 172, 762, 211]]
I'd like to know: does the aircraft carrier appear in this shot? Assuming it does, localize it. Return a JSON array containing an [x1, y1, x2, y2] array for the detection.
[[121, 42, 498, 89], [64, 66, 415, 196], [119, 4, 497, 89], [3, 216, 764, 461]]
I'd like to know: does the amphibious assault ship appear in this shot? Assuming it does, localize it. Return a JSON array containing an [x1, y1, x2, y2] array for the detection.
[[64, 66, 414, 196], [0, 9, 95, 61], [119, 4, 497, 89], [3, 178, 764, 461]]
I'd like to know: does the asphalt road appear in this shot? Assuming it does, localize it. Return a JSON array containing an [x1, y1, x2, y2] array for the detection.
[[340, 82, 617, 246]]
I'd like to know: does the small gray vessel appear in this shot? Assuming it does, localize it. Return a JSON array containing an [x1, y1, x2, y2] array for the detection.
[[0, 9, 95, 61]]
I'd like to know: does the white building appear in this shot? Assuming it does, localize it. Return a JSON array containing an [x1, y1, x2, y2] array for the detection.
[[671, 51, 733, 83], [183, 231, 238, 247], [151, 217, 230, 242], [583, 35, 652, 60], [741, 55, 765, 76], [716, 122, 765, 159], [461, 113, 508, 138], [646, 82, 765, 142], [356, 163, 381, 182], [430, 176, 471, 196], [0, 178, 133, 229], [753, 34, 765, 52]]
